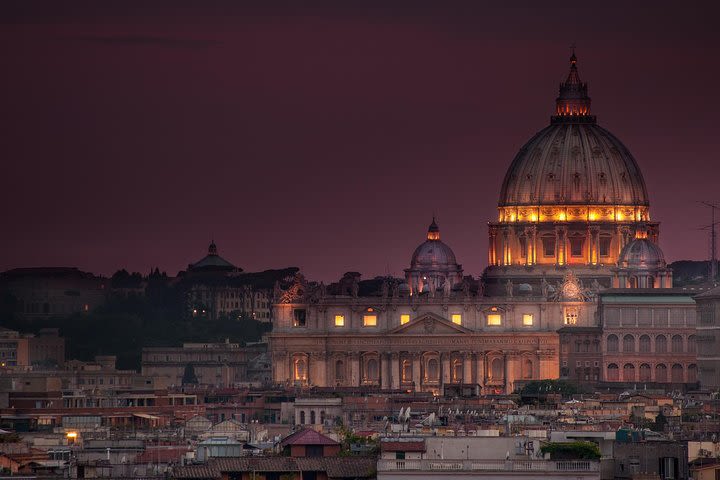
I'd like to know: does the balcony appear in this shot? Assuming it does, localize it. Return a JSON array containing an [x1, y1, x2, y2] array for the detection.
[[377, 459, 599, 473]]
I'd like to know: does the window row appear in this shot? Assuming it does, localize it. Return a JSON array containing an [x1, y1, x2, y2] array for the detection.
[[292, 308, 540, 328], [606, 334, 696, 354], [606, 363, 697, 383]]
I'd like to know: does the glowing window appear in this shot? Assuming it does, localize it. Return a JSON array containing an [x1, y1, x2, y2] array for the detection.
[[451, 314, 462, 325], [293, 309, 306, 327], [334, 315, 344, 327], [487, 314, 502, 326], [363, 315, 377, 327], [564, 307, 578, 325], [400, 314, 410, 325], [522, 314, 534, 326]]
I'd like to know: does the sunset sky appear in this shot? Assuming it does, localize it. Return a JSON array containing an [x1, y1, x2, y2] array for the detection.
[[2, 1, 719, 281]]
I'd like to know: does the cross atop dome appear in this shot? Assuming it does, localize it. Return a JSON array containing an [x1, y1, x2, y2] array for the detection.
[[427, 217, 440, 241], [552, 51, 595, 123]]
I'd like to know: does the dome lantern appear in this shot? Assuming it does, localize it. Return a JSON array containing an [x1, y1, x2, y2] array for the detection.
[[552, 51, 595, 123]]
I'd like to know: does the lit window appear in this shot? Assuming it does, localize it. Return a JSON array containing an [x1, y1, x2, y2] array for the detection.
[[334, 315, 344, 327], [293, 309, 306, 327], [363, 315, 377, 327], [564, 307, 578, 325], [400, 314, 410, 325], [451, 314, 462, 325], [487, 314, 502, 326], [523, 314, 534, 326]]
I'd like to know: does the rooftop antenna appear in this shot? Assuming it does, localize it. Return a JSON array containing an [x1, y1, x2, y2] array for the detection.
[[699, 201, 720, 281]]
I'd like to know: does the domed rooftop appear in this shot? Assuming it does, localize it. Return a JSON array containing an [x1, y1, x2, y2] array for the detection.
[[188, 241, 238, 272], [618, 237, 666, 270], [409, 219, 460, 271], [498, 53, 649, 208]]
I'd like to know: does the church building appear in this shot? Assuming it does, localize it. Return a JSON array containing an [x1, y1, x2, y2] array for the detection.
[[268, 53, 695, 394]]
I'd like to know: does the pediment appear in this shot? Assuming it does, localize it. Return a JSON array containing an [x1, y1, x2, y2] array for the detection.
[[388, 312, 471, 335]]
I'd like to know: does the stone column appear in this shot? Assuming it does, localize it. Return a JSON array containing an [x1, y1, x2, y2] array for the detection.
[[477, 353, 486, 386], [555, 225, 567, 266], [381, 353, 390, 390], [590, 226, 600, 265], [463, 352, 472, 384], [502, 228, 511, 266], [391, 353, 400, 389], [441, 353, 451, 386], [350, 354, 360, 387], [412, 353, 421, 391]]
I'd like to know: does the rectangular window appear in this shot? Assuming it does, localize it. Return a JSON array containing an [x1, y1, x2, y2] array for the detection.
[[451, 314, 462, 325], [487, 314, 502, 326], [522, 314, 534, 326], [400, 314, 410, 325], [564, 307, 578, 325], [293, 309, 306, 327], [542, 237, 555, 257], [569, 236, 585, 257], [334, 315, 344, 327], [599, 236, 612, 257], [363, 315, 377, 327]]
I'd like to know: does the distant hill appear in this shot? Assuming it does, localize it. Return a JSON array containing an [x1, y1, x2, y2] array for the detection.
[[669, 260, 714, 286]]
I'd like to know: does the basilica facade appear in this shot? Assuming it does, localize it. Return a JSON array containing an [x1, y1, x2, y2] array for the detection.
[[268, 53, 694, 394]]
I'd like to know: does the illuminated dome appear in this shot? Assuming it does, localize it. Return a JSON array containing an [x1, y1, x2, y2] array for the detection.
[[498, 53, 649, 209], [405, 219, 463, 295], [618, 238, 666, 270], [410, 219, 458, 270]]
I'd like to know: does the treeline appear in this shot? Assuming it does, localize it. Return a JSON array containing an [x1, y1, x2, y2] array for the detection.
[[0, 286, 271, 370]]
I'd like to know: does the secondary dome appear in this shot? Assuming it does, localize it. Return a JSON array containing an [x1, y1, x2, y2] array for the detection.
[[618, 238, 666, 270], [410, 219, 459, 270], [405, 219, 463, 296], [498, 53, 649, 208]]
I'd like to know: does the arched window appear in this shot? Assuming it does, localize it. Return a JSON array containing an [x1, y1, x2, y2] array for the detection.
[[671, 364, 683, 383], [523, 359, 533, 379], [655, 335, 667, 353], [294, 358, 307, 381], [671, 335, 683, 353], [452, 359, 463, 383], [401, 359, 412, 383], [639, 363, 651, 382], [607, 335, 619, 353], [335, 360, 345, 382], [688, 364, 697, 383], [688, 335, 696, 353], [366, 358, 379, 382], [310, 410, 316, 424], [656, 364, 668, 383], [623, 363, 635, 382], [491, 358, 504, 380], [299, 411, 306, 424], [639, 335, 651, 353], [426, 358, 439, 382], [623, 335, 635, 353], [607, 363, 619, 381]]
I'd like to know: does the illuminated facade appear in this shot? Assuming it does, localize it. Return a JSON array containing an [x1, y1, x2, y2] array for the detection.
[[269, 53, 690, 393]]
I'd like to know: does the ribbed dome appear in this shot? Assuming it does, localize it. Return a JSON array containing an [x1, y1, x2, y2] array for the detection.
[[409, 218, 460, 271], [498, 123, 649, 207], [498, 53, 649, 208], [618, 238, 666, 270], [411, 240, 458, 270]]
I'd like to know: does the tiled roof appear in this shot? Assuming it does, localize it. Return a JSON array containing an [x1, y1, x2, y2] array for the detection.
[[280, 428, 339, 447], [204, 457, 375, 479], [171, 464, 220, 479], [380, 441, 425, 452]]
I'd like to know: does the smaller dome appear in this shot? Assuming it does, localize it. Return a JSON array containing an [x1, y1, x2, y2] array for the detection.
[[410, 219, 459, 270], [618, 238, 666, 270]]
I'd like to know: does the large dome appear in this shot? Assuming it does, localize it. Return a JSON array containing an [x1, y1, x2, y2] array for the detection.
[[498, 54, 649, 208]]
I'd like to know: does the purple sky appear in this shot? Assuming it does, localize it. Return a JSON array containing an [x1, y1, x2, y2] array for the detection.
[[2, 2, 719, 281]]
